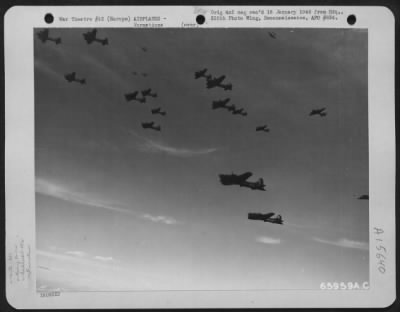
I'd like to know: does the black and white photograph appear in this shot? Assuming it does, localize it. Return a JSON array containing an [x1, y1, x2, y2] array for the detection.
[[34, 27, 369, 291]]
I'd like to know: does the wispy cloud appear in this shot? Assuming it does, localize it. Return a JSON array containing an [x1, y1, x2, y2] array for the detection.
[[34, 59, 64, 82], [94, 256, 114, 262], [256, 236, 281, 245], [129, 131, 218, 157], [142, 214, 178, 225], [41, 249, 117, 265], [65, 250, 87, 257], [312, 237, 369, 251], [36, 177, 180, 225], [36, 178, 134, 215]]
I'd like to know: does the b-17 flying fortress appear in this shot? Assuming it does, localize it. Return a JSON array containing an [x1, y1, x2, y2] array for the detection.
[[64, 72, 86, 84], [83, 29, 109, 45], [142, 121, 161, 131], [309, 108, 327, 117], [219, 172, 266, 191], [256, 125, 270, 132], [37, 29, 61, 45], [248, 212, 283, 224]]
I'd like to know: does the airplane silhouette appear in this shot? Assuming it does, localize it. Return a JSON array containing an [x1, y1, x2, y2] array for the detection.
[[358, 195, 369, 200], [151, 107, 166, 116], [141, 88, 157, 98], [256, 125, 270, 132], [268, 31, 277, 39], [232, 107, 247, 116], [195, 68, 208, 79], [125, 91, 146, 103], [142, 122, 161, 131], [212, 98, 231, 110], [83, 29, 109, 45], [64, 72, 86, 84], [309, 108, 327, 117], [219, 172, 266, 191], [206, 75, 226, 88], [248, 212, 283, 224], [37, 29, 61, 44]]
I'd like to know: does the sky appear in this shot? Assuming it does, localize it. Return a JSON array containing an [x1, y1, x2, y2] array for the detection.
[[34, 28, 369, 291]]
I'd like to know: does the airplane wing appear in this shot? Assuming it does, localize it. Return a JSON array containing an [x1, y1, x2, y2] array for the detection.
[[238, 172, 252, 182], [248, 212, 274, 221]]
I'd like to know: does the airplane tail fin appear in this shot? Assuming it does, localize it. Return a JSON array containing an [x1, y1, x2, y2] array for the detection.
[[80, 79, 86, 85], [154, 126, 161, 131], [212, 102, 219, 110], [102, 38, 109, 45], [160, 112, 166, 116], [55, 38, 62, 44], [320, 112, 327, 117]]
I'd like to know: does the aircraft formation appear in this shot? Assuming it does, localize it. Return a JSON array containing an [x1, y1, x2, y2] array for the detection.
[[37, 28, 368, 230], [124, 87, 162, 131]]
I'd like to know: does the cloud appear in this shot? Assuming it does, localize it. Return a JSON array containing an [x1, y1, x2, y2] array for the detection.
[[312, 237, 368, 251], [256, 236, 281, 245], [94, 256, 114, 262], [130, 131, 218, 157], [34, 59, 64, 82], [65, 250, 87, 257], [142, 214, 178, 225], [36, 178, 180, 225], [36, 178, 136, 216]]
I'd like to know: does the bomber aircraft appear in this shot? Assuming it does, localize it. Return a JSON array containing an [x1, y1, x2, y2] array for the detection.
[[151, 107, 166, 116], [195, 68, 208, 79], [212, 98, 231, 110], [248, 212, 283, 224], [141, 122, 161, 131], [142, 88, 157, 98], [37, 29, 61, 44], [219, 172, 266, 191], [256, 125, 270, 132], [64, 72, 86, 84], [125, 91, 146, 103], [309, 108, 327, 117], [83, 29, 109, 45], [232, 107, 247, 116]]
